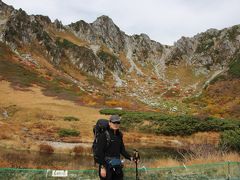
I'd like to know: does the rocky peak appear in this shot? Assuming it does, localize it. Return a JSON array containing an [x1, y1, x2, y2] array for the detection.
[[139, 33, 151, 41], [0, 0, 12, 10], [69, 15, 164, 65], [31, 15, 52, 27], [91, 15, 125, 52], [68, 20, 94, 41], [165, 36, 197, 64], [3, 8, 32, 44], [125, 33, 164, 63], [92, 15, 115, 27], [69, 15, 127, 52], [54, 19, 64, 30], [164, 25, 240, 76], [0, 0, 14, 17], [70, 20, 90, 31]]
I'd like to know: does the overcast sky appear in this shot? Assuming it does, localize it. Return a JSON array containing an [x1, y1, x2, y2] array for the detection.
[[3, 0, 240, 45]]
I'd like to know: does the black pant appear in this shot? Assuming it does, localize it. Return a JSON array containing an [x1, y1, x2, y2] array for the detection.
[[99, 165, 123, 180]]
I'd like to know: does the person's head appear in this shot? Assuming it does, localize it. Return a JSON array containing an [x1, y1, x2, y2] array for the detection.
[[109, 115, 121, 130]]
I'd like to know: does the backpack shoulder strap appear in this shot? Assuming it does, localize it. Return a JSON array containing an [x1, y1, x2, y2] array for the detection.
[[105, 130, 111, 149], [119, 131, 123, 138]]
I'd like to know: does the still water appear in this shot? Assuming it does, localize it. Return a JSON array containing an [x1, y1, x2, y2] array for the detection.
[[0, 146, 184, 170]]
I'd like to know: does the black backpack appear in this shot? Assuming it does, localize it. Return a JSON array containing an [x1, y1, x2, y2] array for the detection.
[[92, 119, 111, 164]]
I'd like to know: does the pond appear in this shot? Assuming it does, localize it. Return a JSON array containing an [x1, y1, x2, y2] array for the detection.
[[0, 145, 185, 170]]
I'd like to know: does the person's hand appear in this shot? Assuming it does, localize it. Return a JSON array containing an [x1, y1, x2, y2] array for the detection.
[[100, 167, 106, 178], [131, 156, 140, 163]]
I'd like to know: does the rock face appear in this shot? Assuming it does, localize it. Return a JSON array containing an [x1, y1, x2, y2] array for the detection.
[[68, 15, 240, 82], [69, 16, 165, 76], [0, 1, 240, 106], [164, 27, 240, 72], [0, 0, 14, 16], [0, 0, 14, 40]]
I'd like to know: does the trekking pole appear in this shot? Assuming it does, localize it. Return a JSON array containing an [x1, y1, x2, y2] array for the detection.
[[133, 149, 140, 180]]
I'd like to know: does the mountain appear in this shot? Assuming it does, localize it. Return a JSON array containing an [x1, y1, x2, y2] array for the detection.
[[0, 0, 240, 118]]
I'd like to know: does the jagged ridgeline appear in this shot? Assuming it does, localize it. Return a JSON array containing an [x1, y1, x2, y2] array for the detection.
[[0, 0, 240, 117]]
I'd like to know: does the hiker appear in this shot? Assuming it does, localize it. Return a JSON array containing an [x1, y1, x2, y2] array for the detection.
[[96, 115, 133, 180]]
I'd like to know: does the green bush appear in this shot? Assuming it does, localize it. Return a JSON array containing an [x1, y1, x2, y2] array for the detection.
[[97, 51, 118, 62], [100, 109, 240, 136], [56, 38, 77, 49], [229, 55, 240, 77], [96, 50, 120, 70], [227, 25, 239, 41], [64, 116, 79, 121], [219, 129, 240, 152], [100, 108, 127, 116], [195, 40, 214, 53], [58, 129, 80, 137]]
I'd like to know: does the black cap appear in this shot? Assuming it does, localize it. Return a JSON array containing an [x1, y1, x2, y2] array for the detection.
[[109, 115, 120, 123]]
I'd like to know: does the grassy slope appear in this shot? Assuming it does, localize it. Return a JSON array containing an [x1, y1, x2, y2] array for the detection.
[[0, 80, 108, 149], [186, 76, 240, 119]]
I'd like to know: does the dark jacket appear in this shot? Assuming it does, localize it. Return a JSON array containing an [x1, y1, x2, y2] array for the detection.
[[96, 128, 131, 166]]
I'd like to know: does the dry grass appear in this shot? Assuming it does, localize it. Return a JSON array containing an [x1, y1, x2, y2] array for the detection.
[[201, 78, 240, 119], [176, 142, 240, 166], [0, 80, 108, 150], [185, 152, 240, 165], [123, 132, 219, 149], [73, 145, 91, 155], [0, 122, 13, 140], [145, 152, 240, 168], [59, 63, 88, 82], [148, 158, 181, 168], [50, 28, 89, 47], [0, 157, 12, 168], [119, 51, 131, 70], [165, 63, 206, 87], [39, 143, 54, 154]]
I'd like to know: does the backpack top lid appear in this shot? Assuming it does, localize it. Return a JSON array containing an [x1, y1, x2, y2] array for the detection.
[[96, 119, 109, 127], [94, 119, 109, 134]]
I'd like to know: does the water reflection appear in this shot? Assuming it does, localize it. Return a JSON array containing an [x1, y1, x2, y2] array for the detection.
[[0, 146, 184, 169]]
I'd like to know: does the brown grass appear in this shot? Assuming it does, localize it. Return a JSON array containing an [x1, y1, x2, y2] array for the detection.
[[185, 152, 240, 165], [119, 51, 131, 70], [123, 132, 219, 149], [0, 157, 12, 168], [202, 78, 240, 119], [165, 63, 206, 87], [39, 144, 54, 154], [147, 152, 240, 168], [0, 80, 108, 150], [73, 145, 91, 155], [148, 158, 181, 168], [49, 28, 89, 47]]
